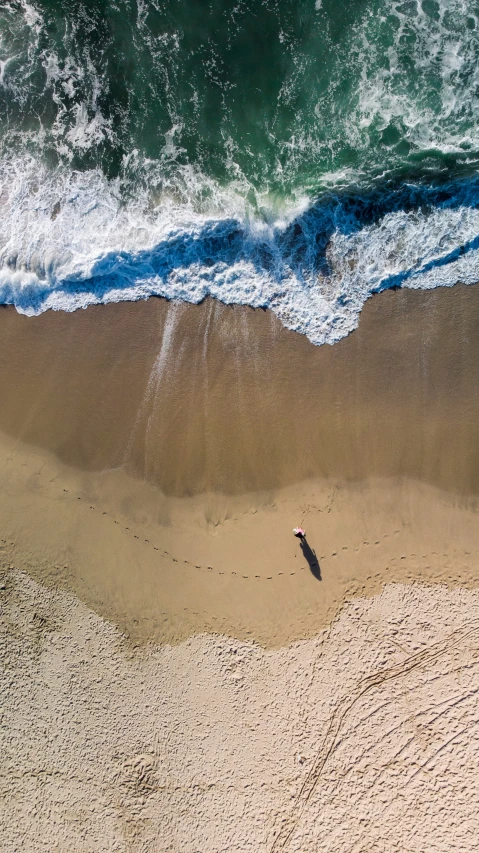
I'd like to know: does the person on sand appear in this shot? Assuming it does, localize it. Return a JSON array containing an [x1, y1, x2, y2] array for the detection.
[[293, 526, 306, 539]]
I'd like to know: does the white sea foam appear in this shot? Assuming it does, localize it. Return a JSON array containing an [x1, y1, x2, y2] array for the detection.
[[1, 153, 479, 345], [1, 0, 479, 344], [353, 0, 479, 156]]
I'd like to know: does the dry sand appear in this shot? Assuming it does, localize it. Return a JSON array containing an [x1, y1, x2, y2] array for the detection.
[[1, 569, 479, 853]]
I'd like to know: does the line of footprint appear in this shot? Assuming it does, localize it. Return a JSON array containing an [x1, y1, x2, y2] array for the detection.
[[0, 543, 226, 633], [69, 490, 309, 581], [1, 531, 477, 634], [63, 489, 476, 583], [15, 458, 476, 584]]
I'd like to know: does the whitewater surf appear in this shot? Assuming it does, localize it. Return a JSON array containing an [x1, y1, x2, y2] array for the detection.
[[1, 0, 479, 344]]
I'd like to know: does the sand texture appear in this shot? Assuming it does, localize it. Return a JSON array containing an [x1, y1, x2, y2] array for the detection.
[[1, 288, 479, 647], [1, 570, 479, 853], [1, 289, 479, 850]]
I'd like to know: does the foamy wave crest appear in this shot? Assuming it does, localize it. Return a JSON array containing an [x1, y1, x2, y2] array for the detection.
[[2, 154, 479, 345]]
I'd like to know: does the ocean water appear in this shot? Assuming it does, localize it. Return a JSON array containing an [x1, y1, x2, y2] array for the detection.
[[1, 0, 479, 344]]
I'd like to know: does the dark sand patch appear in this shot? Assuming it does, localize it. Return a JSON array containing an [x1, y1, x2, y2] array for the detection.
[[0, 284, 478, 497]]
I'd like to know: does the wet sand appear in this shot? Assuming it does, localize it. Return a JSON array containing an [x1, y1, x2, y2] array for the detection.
[[2, 425, 479, 647], [0, 283, 478, 497], [0, 286, 479, 646]]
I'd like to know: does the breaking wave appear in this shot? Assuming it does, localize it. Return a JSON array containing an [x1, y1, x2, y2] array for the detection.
[[2, 0, 479, 343]]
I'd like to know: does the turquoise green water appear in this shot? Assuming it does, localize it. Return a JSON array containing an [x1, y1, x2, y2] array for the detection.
[[1, 0, 479, 343]]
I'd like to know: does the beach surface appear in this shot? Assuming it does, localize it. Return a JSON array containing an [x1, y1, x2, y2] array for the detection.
[[3, 2, 479, 848], [1, 284, 479, 497], [1, 287, 479, 849], [0, 286, 479, 645], [2, 570, 479, 853]]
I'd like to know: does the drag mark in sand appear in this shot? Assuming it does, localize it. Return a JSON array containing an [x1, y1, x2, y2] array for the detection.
[[270, 620, 479, 853], [2, 574, 479, 853]]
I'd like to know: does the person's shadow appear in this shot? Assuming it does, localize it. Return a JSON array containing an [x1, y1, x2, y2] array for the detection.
[[299, 537, 321, 580]]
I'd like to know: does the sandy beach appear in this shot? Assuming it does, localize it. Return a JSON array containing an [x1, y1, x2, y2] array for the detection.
[[2, 571, 479, 853], [1, 286, 479, 849]]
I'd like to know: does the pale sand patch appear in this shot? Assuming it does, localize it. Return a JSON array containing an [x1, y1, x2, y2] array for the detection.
[[1, 570, 479, 853], [1, 429, 479, 647]]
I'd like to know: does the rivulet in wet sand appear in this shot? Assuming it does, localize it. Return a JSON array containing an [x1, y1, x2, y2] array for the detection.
[[1, 284, 479, 496]]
